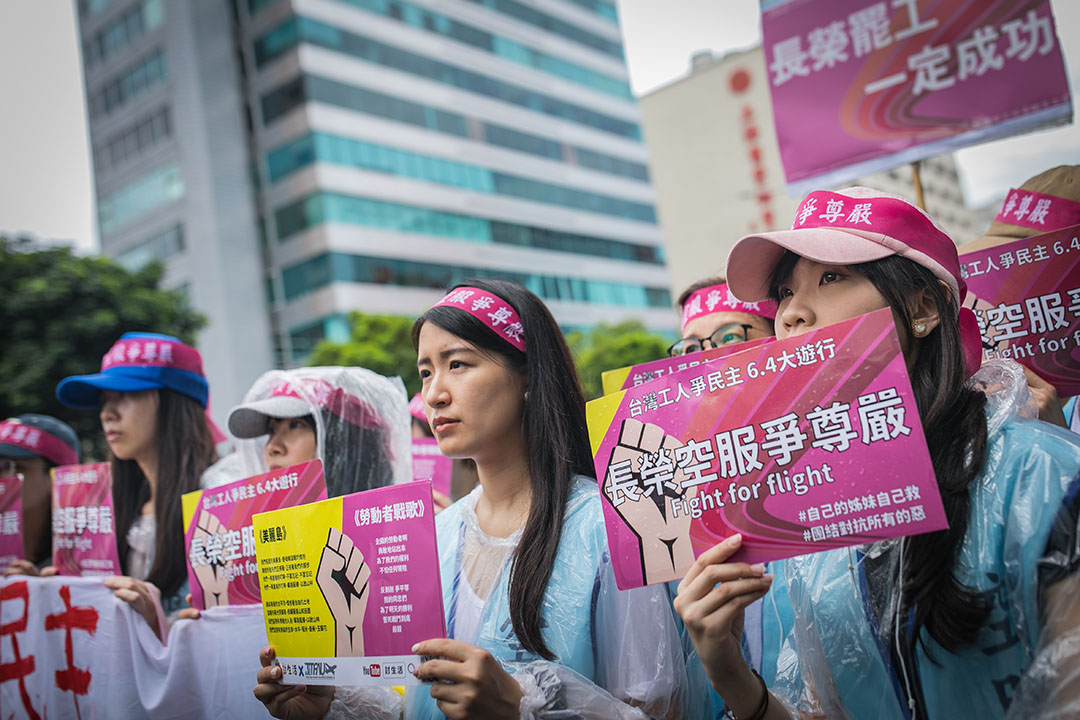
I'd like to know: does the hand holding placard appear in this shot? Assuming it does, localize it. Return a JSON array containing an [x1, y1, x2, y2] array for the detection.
[[604, 419, 696, 586], [589, 309, 949, 590], [317, 527, 371, 657], [254, 481, 446, 687]]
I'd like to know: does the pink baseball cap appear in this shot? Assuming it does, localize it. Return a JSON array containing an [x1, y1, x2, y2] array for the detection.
[[726, 187, 982, 374]]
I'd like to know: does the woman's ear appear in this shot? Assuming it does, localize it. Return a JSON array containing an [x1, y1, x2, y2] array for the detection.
[[910, 287, 942, 338]]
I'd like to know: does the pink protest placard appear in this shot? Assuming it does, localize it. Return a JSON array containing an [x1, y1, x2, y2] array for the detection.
[[588, 309, 947, 590], [0, 474, 25, 568], [601, 336, 775, 396], [182, 460, 327, 610], [51, 463, 122, 576], [254, 480, 445, 686], [960, 224, 1080, 395], [411, 439, 452, 497], [762, 0, 1072, 192]]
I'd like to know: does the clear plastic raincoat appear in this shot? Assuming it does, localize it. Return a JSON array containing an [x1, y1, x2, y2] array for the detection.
[[327, 477, 688, 719], [201, 366, 411, 495], [743, 361, 1080, 719]]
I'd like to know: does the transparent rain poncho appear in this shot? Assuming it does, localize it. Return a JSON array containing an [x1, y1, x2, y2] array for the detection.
[[201, 366, 411, 496], [327, 477, 688, 719], [746, 359, 1080, 719]]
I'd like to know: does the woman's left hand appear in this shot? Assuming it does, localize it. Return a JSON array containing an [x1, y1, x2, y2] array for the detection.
[[1024, 366, 1068, 427], [177, 592, 201, 620], [104, 576, 162, 636], [3, 559, 42, 576], [412, 638, 523, 719], [432, 490, 452, 515]]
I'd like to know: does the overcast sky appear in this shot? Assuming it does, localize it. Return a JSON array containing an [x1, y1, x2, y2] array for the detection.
[[0, 0, 1078, 252]]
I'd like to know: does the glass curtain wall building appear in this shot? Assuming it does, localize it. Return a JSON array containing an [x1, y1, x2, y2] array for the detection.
[[78, 0, 670, 408]]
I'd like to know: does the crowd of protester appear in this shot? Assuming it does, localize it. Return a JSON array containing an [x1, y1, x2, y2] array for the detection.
[[4, 167, 1080, 719]]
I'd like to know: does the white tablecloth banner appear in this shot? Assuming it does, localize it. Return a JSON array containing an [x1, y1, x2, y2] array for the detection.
[[1, 576, 270, 719]]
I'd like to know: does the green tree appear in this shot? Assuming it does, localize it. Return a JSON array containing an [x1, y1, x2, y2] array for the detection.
[[0, 236, 206, 460], [567, 321, 669, 400], [308, 312, 421, 396]]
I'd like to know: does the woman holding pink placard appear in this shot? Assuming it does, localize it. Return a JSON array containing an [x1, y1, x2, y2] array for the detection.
[[675, 187, 1080, 719], [253, 280, 687, 719], [53, 332, 221, 639]]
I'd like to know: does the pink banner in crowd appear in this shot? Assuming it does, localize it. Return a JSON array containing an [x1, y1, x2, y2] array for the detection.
[[51, 463, 122, 577], [601, 336, 775, 396], [762, 0, 1072, 191], [411, 439, 452, 498], [254, 481, 445, 686], [0, 475, 24, 569], [182, 460, 327, 611], [587, 309, 947, 590], [960, 224, 1080, 395]]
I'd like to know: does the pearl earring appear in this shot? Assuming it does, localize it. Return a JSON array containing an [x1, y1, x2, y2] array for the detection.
[[913, 322, 927, 337]]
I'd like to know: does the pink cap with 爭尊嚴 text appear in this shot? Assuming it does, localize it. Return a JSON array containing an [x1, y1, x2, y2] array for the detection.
[[725, 187, 982, 375]]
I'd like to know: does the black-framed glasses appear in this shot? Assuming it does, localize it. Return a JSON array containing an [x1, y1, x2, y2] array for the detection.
[[668, 323, 754, 357]]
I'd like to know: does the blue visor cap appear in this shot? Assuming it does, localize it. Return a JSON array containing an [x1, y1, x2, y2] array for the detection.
[[56, 365, 209, 409]]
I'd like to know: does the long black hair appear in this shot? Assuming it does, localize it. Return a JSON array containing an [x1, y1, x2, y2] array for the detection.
[[319, 407, 395, 498], [770, 252, 991, 653], [113, 388, 218, 598], [411, 279, 593, 660]]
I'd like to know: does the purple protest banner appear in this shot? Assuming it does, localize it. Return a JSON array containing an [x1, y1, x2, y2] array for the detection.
[[0, 475, 25, 568], [762, 0, 1072, 192], [411, 439, 452, 498], [960, 223, 1080, 395], [182, 460, 327, 611], [253, 480, 445, 686], [601, 336, 775, 396], [51, 463, 122, 576], [588, 309, 947, 590]]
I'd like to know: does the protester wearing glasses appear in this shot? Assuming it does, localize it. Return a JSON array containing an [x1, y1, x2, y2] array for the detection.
[[676, 187, 1080, 719], [672, 277, 777, 357]]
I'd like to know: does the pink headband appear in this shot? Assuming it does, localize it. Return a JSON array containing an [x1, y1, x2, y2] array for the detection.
[[408, 393, 426, 422], [0, 420, 78, 467], [681, 283, 777, 333], [432, 287, 526, 353], [100, 337, 204, 374], [994, 188, 1080, 231], [268, 379, 381, 430]]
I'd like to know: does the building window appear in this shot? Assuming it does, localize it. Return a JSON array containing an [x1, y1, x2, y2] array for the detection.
[[266, 132, 655, 222], [96, 106, 171, 171], [90, 49, 167, 118], [115, 224, 185, 270], [260, 75, 649, 182], [254, 16, 640, 139], [273, 191, 663, 263], [287, 1, 631, 99], [98, 163, 184, 234], [83, 0, 164, 68], [458, 0, 623, 58], [280, 252, 671, 307]]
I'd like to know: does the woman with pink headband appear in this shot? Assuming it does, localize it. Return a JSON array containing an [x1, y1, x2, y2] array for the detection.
[[53, 332, 222, 638], [673, 277, 777, 357], [254, 279, 686, 719], [672, 187, 1080, 719], [962, 165, 1080, 431]]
